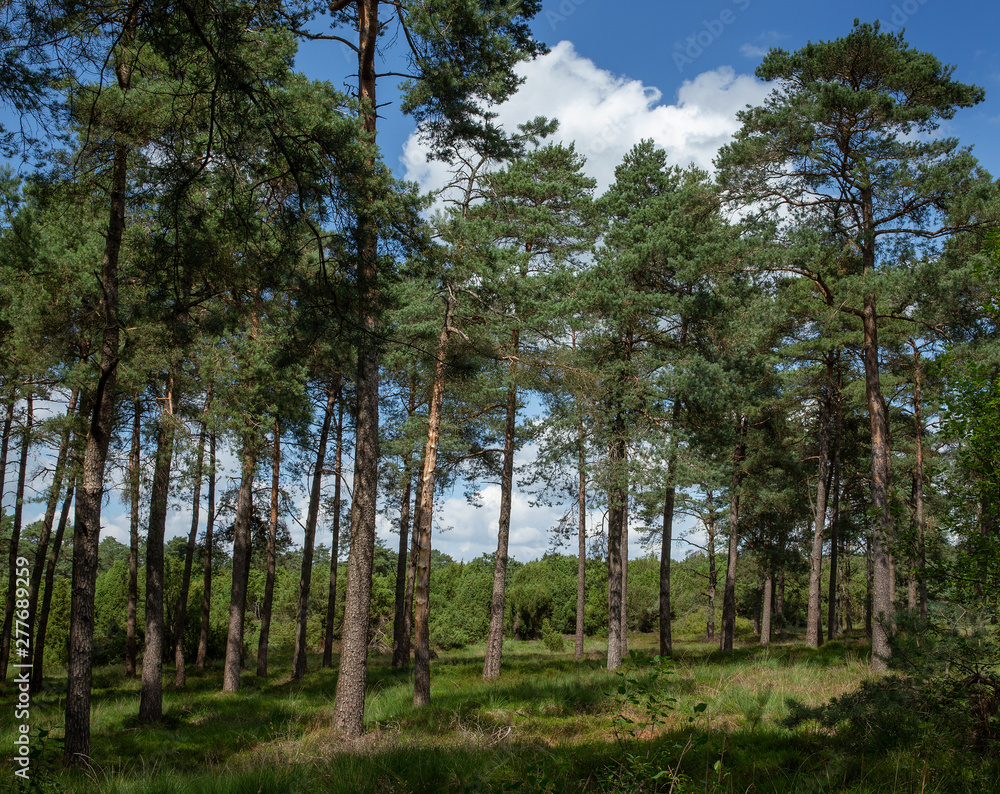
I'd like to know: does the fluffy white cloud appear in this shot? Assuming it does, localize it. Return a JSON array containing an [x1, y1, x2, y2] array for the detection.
[[401, 40, 772, 198]]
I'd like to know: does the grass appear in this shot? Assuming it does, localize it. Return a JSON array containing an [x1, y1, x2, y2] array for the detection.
[[2, 632, 999, 792]]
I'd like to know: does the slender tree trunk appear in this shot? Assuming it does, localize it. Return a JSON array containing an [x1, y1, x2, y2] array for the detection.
[[196, 431, 216, 670], [1, 392, 32, 680], [26, 390, 78, 683], [322, 392, 345, 669], [484, 364, 518, 680], [223, 438, 258, 692], [292, 383, 336, 678], [391, 464, 414, 669], [333, 0, 381, 737], [606, 423, 626, 671], [620, 492, 628, 659], [139, 378, 177, 724], [807, 364, 832, 648], [706, 495, 717, 640], [842, 540, 853, 634], [720, 416, 746, 653], [175, 398, 209, 686], [910, 340, 928, 620], [760, 571, 773, 647], [575, 417, 586, 659], [257, 424, 280, 678], [659, 410, 680, 658], [398, 449, 426, 670], [0, 390, 13, 515], [126, 398, 141, 677], [775, 568, 785, 626], [413, 299, 453, 706], [32, 479, 76, 695], [828, 360, 842, 641], [63, 9, 134, 759]]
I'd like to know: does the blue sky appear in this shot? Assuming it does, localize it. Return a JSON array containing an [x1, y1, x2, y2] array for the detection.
[[11, 0, 1000, 564], [319, 0, 1000, 188]]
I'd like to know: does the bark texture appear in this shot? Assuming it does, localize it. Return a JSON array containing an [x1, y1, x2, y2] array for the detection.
[[332, 0, 380, 735]]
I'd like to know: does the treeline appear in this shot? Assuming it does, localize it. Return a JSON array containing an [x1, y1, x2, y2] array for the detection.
[[0, 4, 998, 770]]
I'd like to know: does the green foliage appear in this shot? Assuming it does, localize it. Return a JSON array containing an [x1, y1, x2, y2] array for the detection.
[[43, 577, 71, 667], [540, 618, 564, 652], [788, 609, 1000, 768], [605, 651, 704, 793], [430, 556, 493, 650], [93, 560, 130, 665]]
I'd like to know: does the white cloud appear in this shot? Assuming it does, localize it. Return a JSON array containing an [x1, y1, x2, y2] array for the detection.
[[401, 40, 772, 198]]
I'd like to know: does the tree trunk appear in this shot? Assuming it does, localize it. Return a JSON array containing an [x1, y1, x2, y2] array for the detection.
[[175, 398, 209, 686], [842, 534, 853, 635], [223, 438, 257, 692], [720, 416, 746, 653], [196, 431, 216, 670], [910, 340, 928, 621], [322, 391, 345, 669], [484, 366, 518, 680], [0, 390, 14, 669], [31, 480, 75, 695], [807, 364, 832, 648], [257, 423, 280, 678], [775, 569, 785, 622], [706, 494, 717, 640], [0, 390, 13, 517], [126, 398, 141, 677], [291, 382, 336, 678], [139, 378, 177, 724], [398, 450, 426, 670], [413, 297, 452, 706], [1, 392, 32, 680], [659, 448, 678, 657], [391, 463, 414, 669], [63, 8, 133, 758], [575, 417, 586, 660], [828, 359, 842, 641], [25, 390, 78, 684], [760, 571, 773, 647], [606, 424, 626, 671], [620, 492, 628, 659], [332, 0, 381, 737], [861, 292, 894, 670]]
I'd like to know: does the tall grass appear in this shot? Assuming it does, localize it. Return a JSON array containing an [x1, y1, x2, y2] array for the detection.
[[4, 632, 999, 792]]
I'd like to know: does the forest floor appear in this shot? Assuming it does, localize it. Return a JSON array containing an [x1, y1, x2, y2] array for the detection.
[[4, 631, 1000, 793]]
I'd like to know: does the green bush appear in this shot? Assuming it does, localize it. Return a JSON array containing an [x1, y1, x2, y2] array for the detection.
[[541, 618, 564, 652]]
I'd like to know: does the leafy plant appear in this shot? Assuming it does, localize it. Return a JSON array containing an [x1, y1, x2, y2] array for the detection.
[[604, 651, 704, 792]]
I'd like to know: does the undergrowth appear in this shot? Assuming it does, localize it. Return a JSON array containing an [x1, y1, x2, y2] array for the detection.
[[2, 631, 999, 793]]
